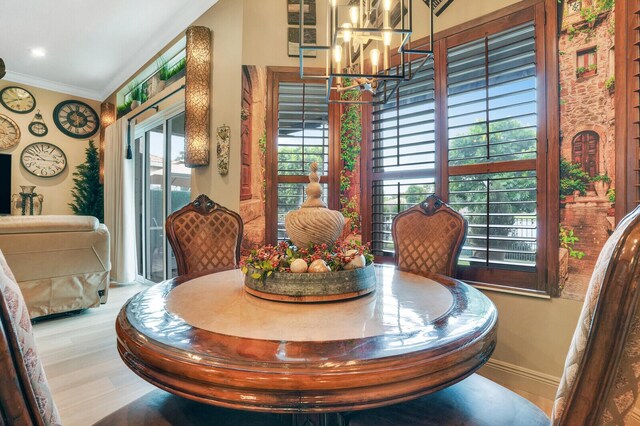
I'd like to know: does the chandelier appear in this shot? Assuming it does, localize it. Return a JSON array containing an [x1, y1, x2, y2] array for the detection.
[[298, 0, 447, 104]]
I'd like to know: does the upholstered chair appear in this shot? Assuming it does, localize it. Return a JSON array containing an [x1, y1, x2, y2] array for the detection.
[[392, 194, 468, 277], [347, 204, 640, 425], [0, 249, 62, 425], [166, 194, 244, 276]]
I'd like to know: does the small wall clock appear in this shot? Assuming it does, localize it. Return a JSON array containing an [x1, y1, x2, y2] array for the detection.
[[0, 113, 21, 150], [28, 110, 48, 137], [0, 86, 36, 114], [20, 142, 67, 178], [53, 100, 100, 139]]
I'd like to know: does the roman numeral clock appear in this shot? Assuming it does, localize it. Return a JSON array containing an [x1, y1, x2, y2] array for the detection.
[[53, 100, 100, 139]]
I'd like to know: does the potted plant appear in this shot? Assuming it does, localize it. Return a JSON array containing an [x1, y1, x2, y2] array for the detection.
[[560, 158, 589, 203], [607, 188, 615, 217], [127, 80, 142, 109], [592, 173, 611, 198], [148, 56, 168, 98], [164, 58, 186, 86], [605, 76, 615, 95]]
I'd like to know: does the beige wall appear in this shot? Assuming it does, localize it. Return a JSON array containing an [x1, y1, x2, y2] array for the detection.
[[189, 0, 244, 212], [0, 81, 101, 215]]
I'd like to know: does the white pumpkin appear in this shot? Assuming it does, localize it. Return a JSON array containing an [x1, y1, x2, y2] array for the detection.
[[345, 254, 366, 270], [308, 259, 331, 273], [290, 258, 308, 273]]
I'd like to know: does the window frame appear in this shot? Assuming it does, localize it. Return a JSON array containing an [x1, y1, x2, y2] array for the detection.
[[265, 67, 341, 244], [361, 0, 560, 296], [576, 46, 598, 78]]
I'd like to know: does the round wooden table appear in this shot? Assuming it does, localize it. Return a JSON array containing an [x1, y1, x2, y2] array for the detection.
[[116, 265, 497, 414]]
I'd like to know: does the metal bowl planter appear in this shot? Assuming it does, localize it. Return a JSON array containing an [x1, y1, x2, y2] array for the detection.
[[243, 263, 376, 303]]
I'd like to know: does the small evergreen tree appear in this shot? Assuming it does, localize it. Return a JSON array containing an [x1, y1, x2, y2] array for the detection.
[[69, 139, 104, 222]]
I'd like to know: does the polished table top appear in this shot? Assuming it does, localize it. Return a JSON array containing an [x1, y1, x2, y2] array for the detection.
[[117, 265, 498, 413]]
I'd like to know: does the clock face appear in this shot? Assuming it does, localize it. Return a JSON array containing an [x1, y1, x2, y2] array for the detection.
[[0, 114, 21, 150], [53, 100, 100, 139], [28, 121, 48, 137], [20, 142, 67, 178], [0, 86, 36, 114]]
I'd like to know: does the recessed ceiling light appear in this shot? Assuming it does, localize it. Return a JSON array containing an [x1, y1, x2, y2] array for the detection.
[[30, 48, 46, 58]]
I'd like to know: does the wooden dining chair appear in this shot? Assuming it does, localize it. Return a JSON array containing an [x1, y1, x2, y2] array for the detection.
[[392, 194, 468, 277], [348, 204, 640, 425], [166, 194, 243, 276]]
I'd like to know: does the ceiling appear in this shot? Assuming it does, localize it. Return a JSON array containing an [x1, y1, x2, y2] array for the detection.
[[0, 0, 218, 101]]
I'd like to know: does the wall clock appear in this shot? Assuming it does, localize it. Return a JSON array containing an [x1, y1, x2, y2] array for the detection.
[[0, 86, 36, 114], [53, 100, 99, 139], [20, 142, 67, 178], [28, 110, 48, 137], [0, 113, 21, 150]]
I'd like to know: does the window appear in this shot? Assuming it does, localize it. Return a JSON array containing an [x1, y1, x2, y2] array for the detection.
[[446, 20, 540, 287], [265, 71, 336, 243], [362, 3, 556, 294], [371, 61, 436, 256], [133, 109, 191, 282], [576, 47, 597, 78]]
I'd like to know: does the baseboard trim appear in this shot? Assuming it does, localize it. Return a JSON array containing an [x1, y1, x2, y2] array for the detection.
[[479, 358, 561, 400]]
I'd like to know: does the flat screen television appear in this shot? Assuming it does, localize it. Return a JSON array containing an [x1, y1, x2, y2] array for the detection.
[[0, 154, 10, 215]]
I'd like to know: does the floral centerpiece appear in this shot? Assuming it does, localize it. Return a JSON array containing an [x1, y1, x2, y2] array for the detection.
[[241, 240, 373, 280], [241, 162, 376, 302]]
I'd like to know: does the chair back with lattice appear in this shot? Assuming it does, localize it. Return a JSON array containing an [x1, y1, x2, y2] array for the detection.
[[166, 194, 244, 276], [553, 205, 640, 425], [391, 194, 467, 277], [0, 250, 61, 425]]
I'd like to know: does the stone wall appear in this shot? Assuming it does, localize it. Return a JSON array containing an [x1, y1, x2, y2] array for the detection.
[[559, 6, 615, 184], [558, 2, 615, 299]]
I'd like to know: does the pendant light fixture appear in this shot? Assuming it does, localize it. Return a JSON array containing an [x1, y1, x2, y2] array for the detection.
[[298, 0, 439, 105]]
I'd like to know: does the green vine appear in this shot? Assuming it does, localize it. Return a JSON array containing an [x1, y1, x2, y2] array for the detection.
[[566, 0, 614, 41], [259, 129, 267, 202], [339, 78, 362, 233]]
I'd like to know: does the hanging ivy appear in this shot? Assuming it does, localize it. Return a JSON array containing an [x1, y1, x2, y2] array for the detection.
[[339, 78, 362, 234]]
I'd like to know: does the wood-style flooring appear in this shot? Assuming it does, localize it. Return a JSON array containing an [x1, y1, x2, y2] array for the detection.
[[33, 283, 553, 425], [33, 283, 154, 426]]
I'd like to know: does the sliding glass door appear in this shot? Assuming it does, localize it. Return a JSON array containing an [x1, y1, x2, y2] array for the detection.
[[134, 108, 190, 282]]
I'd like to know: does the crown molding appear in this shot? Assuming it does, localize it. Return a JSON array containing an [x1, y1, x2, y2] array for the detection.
[[99, 0, 219, 101], [3, 71, 102, 101]]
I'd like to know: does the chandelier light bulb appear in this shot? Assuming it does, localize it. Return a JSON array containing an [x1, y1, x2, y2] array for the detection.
[[342, 23, 352, 42], [384, 0, 392, 11], [383, 29, 392, 46], [349, 6, 359, 25], [370, 48, 380, 73], [333, 45, 343, 63]]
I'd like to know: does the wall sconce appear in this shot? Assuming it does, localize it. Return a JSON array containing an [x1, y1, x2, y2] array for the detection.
[[184, 25, 212, 168], [99, 102, 116, 184]]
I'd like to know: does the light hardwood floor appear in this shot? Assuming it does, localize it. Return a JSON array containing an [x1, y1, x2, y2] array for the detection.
[[33, 283, 155, 426], [33, 283, 553, 425]]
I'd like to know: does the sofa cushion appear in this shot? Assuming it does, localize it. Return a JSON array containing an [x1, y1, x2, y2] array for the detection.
[[0, 215, 98, 234]]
